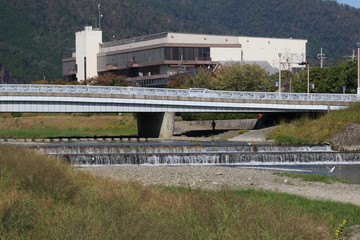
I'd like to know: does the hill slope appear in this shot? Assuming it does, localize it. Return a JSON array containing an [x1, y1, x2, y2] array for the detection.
[[1, 0, 360, 83]]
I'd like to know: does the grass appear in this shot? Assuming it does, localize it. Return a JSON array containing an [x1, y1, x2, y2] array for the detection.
[[0, 128, 137, 138], [273, 172, 352, 184], [267, 103, 360, 144], [0, 113, 137, 138], [238, 129, 248, 135], [1, 145, 360, 239]]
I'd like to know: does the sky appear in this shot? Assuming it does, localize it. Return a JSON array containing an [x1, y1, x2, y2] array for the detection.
[[336, 0, 360, 8]]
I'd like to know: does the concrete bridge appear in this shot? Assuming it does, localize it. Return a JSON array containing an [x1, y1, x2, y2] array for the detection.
[[0, 84, 358, 138]]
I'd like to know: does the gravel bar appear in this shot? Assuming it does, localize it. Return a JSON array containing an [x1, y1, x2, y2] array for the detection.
[[82, 165, 360, 206]]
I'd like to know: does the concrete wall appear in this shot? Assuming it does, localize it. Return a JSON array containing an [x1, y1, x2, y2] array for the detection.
[[76, 26, 102, 81], [184, 119, 258, 130], [137, 112, 175, 138], [101, 32, 240, 53], [211, 47, 242, 62], [167, 33, 240, 45], [238, 36, 307, 74]]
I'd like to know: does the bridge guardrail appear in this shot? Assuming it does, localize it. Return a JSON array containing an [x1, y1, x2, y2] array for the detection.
[[0, 84, 358, 102]]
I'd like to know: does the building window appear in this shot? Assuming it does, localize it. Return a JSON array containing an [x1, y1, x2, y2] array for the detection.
[[98, 46, 212, 70], [164, 47, 210, 61], [98, 48, 165, 69]]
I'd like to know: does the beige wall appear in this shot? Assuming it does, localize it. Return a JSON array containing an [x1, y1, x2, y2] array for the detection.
[[238, 36, 307, 73], [76, 26, 102, 81]]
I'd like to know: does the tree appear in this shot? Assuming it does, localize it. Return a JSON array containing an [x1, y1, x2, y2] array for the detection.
[[167, 68, 215, 89], [167, 62, 271, 92], [83, 74, 128, 86], [292, 60, 358, 94], [167, 73, 193, 89], [212, 62, 270, 91]]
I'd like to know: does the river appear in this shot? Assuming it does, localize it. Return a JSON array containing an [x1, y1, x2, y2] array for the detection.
[[28, 141, 360, 184]]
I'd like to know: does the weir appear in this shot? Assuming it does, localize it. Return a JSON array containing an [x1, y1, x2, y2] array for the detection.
[[60, 152, 360, 165], [35, 142, 360, 166]]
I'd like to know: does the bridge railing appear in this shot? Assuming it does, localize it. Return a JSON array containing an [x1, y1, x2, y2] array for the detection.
[[0, 84, 358, 102]]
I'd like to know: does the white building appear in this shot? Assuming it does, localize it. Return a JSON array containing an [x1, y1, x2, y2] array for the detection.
[[75, 26, 102, 81], [62, 26, 307, 86]]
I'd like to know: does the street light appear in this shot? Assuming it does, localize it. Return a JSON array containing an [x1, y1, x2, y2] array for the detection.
[[307, 62, 310, 97], [298, 61, 310, 97], [278, 53, 282, 95]]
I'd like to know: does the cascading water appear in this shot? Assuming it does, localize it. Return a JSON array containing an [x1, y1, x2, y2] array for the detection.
[[32, 142, 360, 166]]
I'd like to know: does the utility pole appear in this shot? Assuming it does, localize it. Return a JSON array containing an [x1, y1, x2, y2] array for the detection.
[[317, 48, 326, 68], [352, 49, 356, 61], [278, 53, 282, 95]]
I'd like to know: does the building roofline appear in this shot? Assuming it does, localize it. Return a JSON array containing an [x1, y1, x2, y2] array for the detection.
[[101, 32, 169, 48], [166, 32, 308, 42], [101, 32, 307, 49]]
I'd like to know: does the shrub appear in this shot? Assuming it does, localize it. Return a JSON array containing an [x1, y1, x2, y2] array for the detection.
[[10, 113, 22, 118]]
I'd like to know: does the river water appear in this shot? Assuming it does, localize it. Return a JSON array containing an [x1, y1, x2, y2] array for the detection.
[[229, 164, 360, 184], [30, 141, 360, 184]]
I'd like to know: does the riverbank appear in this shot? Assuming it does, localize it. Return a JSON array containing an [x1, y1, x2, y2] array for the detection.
[[83, 165, 360, 206], [6, 143, 359, 239]]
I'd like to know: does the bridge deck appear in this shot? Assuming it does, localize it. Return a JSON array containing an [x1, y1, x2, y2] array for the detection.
[[0, 84, 358, 113]]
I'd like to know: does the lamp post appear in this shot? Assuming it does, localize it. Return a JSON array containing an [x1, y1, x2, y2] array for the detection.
[[307, 62, 310, 98], [298, 61, 310, 97], [278, 53, 282, 95]]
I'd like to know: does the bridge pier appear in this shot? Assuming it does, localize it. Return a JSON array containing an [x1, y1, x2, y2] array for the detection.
[[137, 112, 175, 138]]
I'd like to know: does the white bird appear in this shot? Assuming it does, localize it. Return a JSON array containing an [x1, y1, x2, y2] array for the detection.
[[328, 166, 336, 173]]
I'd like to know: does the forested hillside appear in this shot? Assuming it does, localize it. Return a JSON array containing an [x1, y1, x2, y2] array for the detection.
[[1, 0, 360, 83]]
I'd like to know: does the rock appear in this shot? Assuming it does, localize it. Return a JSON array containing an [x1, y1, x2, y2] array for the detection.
[[331, 124, 360, 151], [344, 225, 360, 240]]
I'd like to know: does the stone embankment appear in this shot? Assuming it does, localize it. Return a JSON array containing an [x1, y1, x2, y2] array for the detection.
[[331, 124, 360, 151]]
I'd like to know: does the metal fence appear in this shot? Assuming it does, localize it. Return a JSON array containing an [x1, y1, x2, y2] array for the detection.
[[0, 84, 358, 102]]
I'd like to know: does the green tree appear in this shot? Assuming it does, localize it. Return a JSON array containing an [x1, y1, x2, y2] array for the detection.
[[213, 62, 270, 91], [83, 74, 128, 86], [292, 60, 358, 93], [167, 68, 215, 89]]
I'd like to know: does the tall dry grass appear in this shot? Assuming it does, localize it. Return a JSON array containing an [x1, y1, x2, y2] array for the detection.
[[1, 145, 359, 239], [0, 113, 137, 138], [268, 103, 360, 144]]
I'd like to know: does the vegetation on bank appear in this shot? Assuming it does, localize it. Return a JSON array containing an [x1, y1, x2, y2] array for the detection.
[[293, 59, 358, 94], [273, 172, 352, 184], [0, 113, 137, 138], [1, 145, 360, 239], [168, 59, 359, 96], [267, 103, 360, 145], [168, 63, 274, 92]]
